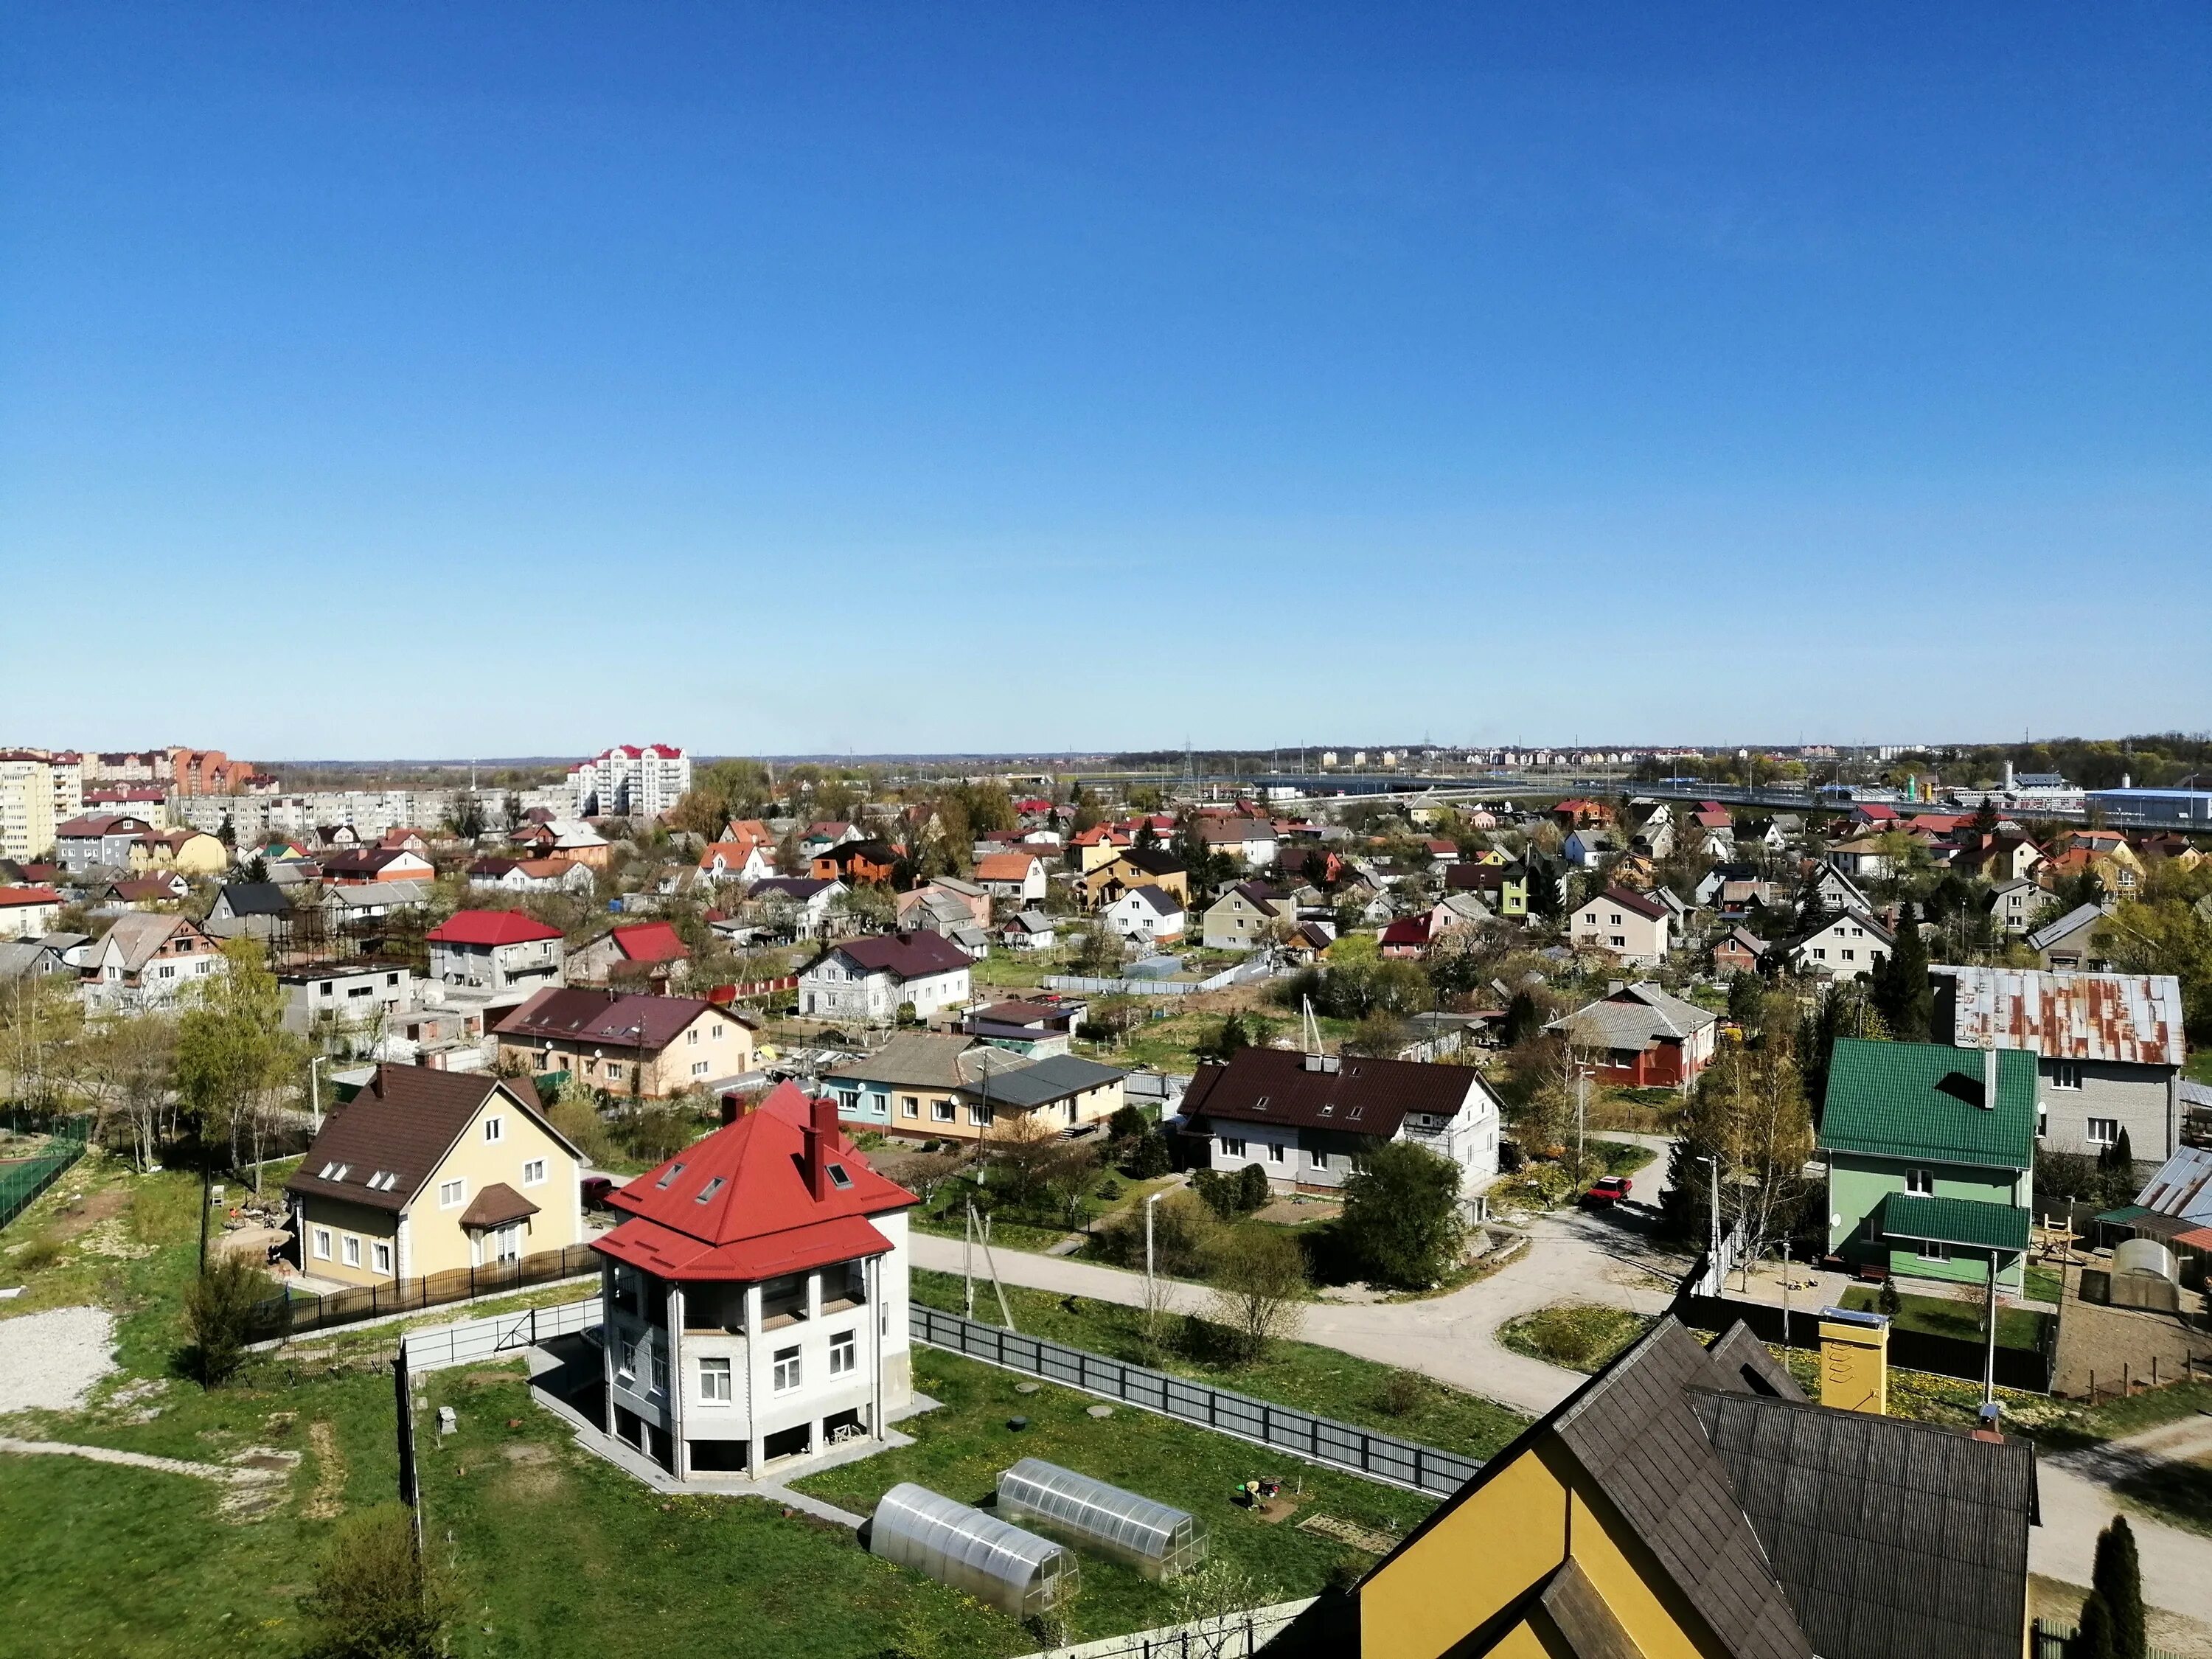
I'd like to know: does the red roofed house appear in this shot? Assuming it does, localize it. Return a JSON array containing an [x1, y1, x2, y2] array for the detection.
[[426, 910, 567, 995], [972, 851, 1047, 905], [321, 846, 437, 885], [495, 987, 755, 1097], [568, 919, 693, 987], [591, 1082, 917, 1478], [1570, 885, 1672, 967], [0, 885, 63, 939]]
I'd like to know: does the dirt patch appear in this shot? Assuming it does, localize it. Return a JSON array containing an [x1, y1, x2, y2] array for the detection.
[[1245, 1492, 1304, 1524], [500, 1441, 553, 1465], [1297, 1513, 1398, 1555], [464, 1370, 521, 1388], [38, 1188, 128, 1246], [1253, 1198, 1338, 1226], [0, 1307, 116, 1415], [302, 1420, 346, 1520], [496, 1441, 563, 1498], [220, 1446, 301, 1521]]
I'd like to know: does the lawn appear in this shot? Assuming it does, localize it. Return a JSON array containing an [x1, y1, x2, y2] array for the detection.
[[793, 1346, 1427, 1642], [1837, 1285, 2049, 1352], [910, 1269, 1528, 1461], [1486, 1137, 1657, 1214], [1497, 1303, 1654, 1374], [909, 1164, 1180, 1256]]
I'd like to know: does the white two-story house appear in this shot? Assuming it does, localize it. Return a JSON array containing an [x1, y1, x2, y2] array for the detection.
[[1179, 1046, 1503, 1218], [591, 1083, 917, 1481], [797, 931, 972, 1025], [425, 910, 567, 994], [1570, 886, 1671, 967]]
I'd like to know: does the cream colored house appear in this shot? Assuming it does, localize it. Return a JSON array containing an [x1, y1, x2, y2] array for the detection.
[[495, 987, 756, 1096], [1568, 885, 1672, 967], [286, 1065, 584, 1285]]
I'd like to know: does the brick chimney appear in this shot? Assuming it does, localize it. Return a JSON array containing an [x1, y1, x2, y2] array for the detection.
[[804, 1095, 840, 1200]]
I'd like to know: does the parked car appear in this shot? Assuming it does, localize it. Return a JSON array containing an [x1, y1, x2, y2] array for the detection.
[[1581, 1175, 1633, 1207], [581, 1175, 616, 1208]]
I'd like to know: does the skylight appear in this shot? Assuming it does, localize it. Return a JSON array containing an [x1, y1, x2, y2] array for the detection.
[[655, 1161, 686, 1189], [695, 1177, 725, 1203], [827, 1164, 852, 1189]]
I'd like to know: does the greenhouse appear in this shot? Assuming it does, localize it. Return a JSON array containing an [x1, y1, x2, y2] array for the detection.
[[867, 1483, 1079, 1618], [995, 1458, 1209, 1580]]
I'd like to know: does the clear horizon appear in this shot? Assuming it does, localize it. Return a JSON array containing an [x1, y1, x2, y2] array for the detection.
[[4, 5, 2207, 757]]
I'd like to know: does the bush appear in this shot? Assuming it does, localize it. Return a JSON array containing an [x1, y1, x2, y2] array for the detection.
[[299, 1502, 455, 1659], [1095, 1189, 1218, 1275], [7, 1234, 64, 1273], [1237, 1162, 1272, 1212], [1338, 1141, 1467, 1289], [1120, 1130, 1172, 1178], [183, 1252, 283, 1388], [1376, 1368, 1431, 1417], [1206, 1225, 1307, 1362], [1107, 1103, 1149, 1142]]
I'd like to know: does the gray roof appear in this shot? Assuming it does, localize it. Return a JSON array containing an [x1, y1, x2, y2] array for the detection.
[[1548, 981, 1717, 1048], [1116, 883, 1182, 917], [320, 878, 432, 911], [216, 882, 291, 917], [973, 1054, 1124, 1110], [2026, 901, 2109, 953], [1003, 909, 1055, 933]]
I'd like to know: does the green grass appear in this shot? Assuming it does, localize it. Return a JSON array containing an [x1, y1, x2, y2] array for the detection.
[[1837, 1285, 2048, 1352], [1497, 1304, 1654, 1374], [2188, 1050, 2212, 1086], [2024, 1265, 2064, 1306], [794, 1346, 1425, 1640], [911, 1270, 1528, 1461]]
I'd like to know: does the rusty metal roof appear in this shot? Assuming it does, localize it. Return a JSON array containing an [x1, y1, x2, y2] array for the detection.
[[1933, 966, 2184, 1068]]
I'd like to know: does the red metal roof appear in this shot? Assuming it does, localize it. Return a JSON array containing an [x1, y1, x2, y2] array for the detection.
[[611, 921, 689, 963], [593, 1082, 913, 1281], [0, 886, 61, 907], [426, 910, 565, 945]]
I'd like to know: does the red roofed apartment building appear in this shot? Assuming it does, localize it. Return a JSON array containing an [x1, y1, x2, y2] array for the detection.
[[591, 1082, 917, 1478], [568, 743, 691, 820]]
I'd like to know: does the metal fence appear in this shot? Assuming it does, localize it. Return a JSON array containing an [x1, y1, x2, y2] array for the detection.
[[1015, 1597, 1321, 1659], [0, 1113, 91, 1231], [248, 1242, 602, 1340], [911, 1304, 1480, 1499], [1673, 1286, 2056, 1394], [2032, 1621, 2185, 1659]]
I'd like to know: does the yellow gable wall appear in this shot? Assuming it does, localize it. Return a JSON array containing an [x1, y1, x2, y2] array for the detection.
[[1360, 1439, 1570, 1658], [1359, 1436, 1733, 1659], [404, 1088, 584, 1277]]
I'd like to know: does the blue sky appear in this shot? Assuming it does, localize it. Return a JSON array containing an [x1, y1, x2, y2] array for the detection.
[[3, 5, 2206, 759]]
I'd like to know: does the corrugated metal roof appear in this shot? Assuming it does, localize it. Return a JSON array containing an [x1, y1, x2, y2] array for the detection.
[[1879, 1192, 2030, 1252], [2130, 1147, 2212, 1224], [1818, 1039, 2037, 1171], [1933, 967, 2184, 1068]]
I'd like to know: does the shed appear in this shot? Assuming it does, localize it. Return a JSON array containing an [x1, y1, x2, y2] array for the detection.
[[867, 1484, 1078, 1618], [996, 1458, 1208, 1580]]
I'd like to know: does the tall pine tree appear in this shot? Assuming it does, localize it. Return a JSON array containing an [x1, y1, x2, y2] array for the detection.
[[1873, 902, 1933, 1042], [2091, 1514, 2146, 1659]]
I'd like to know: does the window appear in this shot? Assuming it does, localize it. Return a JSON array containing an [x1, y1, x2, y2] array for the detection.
[[838, 1089, 859, 1115], [696, 1177, 725, 1203], [342, 1236, 361, 1267], [438, 1178, 465, 1208], [619, 1339, 643, 1381], [1220, 1135, 1246, 1158], [828, 1164, 852, 1189], [933, 1100, 955, 1122], [967, 1102, 990, 1127], [312, 1228, 331, 1260], [1916, 1239, 1950, 1263], [1267, 1141, 1285, 1164], [687, 1027, 700, 1046], [605, 1062, 624, 1081], [372, 1240, 392, 1274], [2051, 1061, 2083, 1091], [2087, 1118, 2120, 1147], [1609, 914, 1621, 925], [1840, 950, 1855, 962], [773, 1346, 801, 1392], [522, 1159, 546, 1186], [829, 1329, 857, 1377], [692, 1060, 710, 1077], [484, 1116, 504, 1143], [650, 1349, 669, 1395], [2037, 1105, 2048, 1140], [901, 1095, 920, 1119], [1905, 1169, 1933, 1196], [1610, 936, 1626, 949], [1310, 1150, 1330, 1172], [698, 1357, 732, 1402]]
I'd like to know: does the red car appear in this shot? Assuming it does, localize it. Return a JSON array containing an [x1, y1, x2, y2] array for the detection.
[[1581, 1175, 1634, 1207], [581, 1175, 616, 1208]]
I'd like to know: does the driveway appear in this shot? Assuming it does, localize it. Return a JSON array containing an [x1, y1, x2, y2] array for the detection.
[[2038, 1417, 2212, 1624], [908, 1131, 1689, 1417]]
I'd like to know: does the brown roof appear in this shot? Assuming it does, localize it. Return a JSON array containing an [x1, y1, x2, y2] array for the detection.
[[1180, 1046, 1481, 1138], [459, 1181, 540, 1229], [286, 1065, 557, 1214], [495, 987, 720, 1051], [1587, 884, 1668, 922]]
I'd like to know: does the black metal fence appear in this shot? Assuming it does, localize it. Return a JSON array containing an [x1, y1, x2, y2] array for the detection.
[[910, 1304, 1481, 1498], [0, 1113, 91, 1232], [1673, 1288, 2056, 1394], [248, 1242, 602, 1340]]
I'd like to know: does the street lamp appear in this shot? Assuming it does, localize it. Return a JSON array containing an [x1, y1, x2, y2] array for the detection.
[[1143, 1190, 1167, 1335], [307, 1054, 326, 1134]]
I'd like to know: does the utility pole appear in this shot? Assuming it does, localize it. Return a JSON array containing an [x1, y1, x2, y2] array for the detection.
[[1144, 1189, 1164, 1339], [963, 1200, 975, 1320], [1575, 1061, 1588, 1189], [1983, 1253, 2000, 1407]]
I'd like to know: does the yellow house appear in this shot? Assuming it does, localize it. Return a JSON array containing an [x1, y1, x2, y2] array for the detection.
[[131, 829, 228, 875], [1355, 1316, 2036, 1659], [286, 1065, 585, 1285], [1077, 847, 1190, 910]]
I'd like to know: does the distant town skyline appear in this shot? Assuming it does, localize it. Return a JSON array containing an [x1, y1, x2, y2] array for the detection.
[[5, 6, 2206, 753]]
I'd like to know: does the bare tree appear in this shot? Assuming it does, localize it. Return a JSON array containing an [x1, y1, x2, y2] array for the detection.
[[75, 1014, 178, 1173], [1206, 1225, 1306, 1362]]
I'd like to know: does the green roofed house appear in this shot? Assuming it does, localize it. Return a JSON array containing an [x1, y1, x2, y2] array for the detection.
[[1818, 1037, 2036, 1294]]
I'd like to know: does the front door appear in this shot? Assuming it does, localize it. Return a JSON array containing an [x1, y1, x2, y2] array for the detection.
[[494, 1225, 521, 1265]]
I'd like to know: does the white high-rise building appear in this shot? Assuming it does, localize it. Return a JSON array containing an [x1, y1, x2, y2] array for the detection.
[[0, 755, 58, 862], [569, 745, 692, 820]]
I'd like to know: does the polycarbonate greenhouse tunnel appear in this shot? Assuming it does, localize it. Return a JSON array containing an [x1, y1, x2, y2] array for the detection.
[[996, 1458, 1208, 1580], [866, 1483, 1079, 1618]]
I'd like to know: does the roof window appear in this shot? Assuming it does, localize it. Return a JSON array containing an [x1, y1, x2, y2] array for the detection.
[[655, 1161, 686, 1189], [827, 1164, 853, 1189], [695, 1177, 725, 1203]]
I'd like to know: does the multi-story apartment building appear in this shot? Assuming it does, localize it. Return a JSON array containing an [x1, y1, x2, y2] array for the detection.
[[0, 756, 58, 862], [568, 744, 691, 820]]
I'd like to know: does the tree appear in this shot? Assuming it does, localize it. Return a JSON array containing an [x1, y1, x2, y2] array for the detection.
[[74, 1012, 178, 1172], [173, 939, 300, 1197], [2098, 897, 2212, 1045], [1206, 1226, 1307, 1362], [1500, 990, 1544, 1048], [183, 1252, 282, 1388], [1206, 1012, 1253, 1062], [2090, 1514, 2145, 1659], [1871, 903, 1933, 1041], [1097, 1187, 1217, 1275], [2071, 1590, 2118, 1659], [1237, 1161, 1271, 1212], [299, 1503, 456, 1659], [1727, 973, 1765, 1029], [1121, 1128, 1172, 1178], [1338, 1141, 1467, 1288], [1661, 1032, 1815, 1277], [1072, 923, 1126, 978], [1107, 1103, 1149, 1142]]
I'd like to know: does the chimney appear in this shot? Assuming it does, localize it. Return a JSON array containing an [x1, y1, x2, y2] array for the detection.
[[1983, 1041, 2000, 1111], [1972, 1401, 2005, 1443], [1818, 1305, 1889, 1415], [804, 1094, 840, 1200]]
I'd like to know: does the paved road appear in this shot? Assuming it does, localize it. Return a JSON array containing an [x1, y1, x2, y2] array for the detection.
[[2039, 1417, 2212, 1624], [912, 1132, 1687, 1417]]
